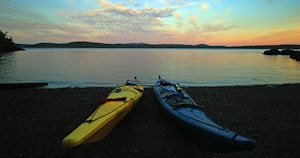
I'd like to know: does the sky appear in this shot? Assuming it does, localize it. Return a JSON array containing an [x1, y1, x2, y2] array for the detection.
[[0, 0, 299, 46]]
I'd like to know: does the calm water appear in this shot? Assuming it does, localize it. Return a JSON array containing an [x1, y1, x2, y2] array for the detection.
[[0, 48, 300, 87]]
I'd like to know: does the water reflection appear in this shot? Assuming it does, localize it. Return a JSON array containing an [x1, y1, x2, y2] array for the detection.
[[0, 48, 299, 87], [0, 52, 17, 81]]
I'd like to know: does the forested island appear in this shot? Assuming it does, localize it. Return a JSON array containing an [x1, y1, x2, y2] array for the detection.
[[0, 30, 24, 53]]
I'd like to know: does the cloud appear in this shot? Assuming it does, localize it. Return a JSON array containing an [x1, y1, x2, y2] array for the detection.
[[174, 12, 184, 29], [31, 23, 94, 43], [225, 7, 233, 16], [161, 0, 189, 6], [5, 16, 94, 44], [124, 0, 140, 7], [189, 15, 200, 30], [200, 24, 236, 32], [200, 2, 210, 11], [173, 12, 182, 18], [72, 1, 174, 35], [293, 16, 300, 21], [187, 14, 236, 33]]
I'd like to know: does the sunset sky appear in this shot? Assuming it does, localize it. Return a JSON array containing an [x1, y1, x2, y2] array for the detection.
[[1, 0, 299, 46]]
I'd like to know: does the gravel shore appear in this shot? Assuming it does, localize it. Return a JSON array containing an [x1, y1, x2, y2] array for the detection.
[[1, 84, 299, 157]]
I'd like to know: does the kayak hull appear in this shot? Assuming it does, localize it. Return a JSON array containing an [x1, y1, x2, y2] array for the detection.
[[153, 76, 255, 152], [62, 78, 143, 148]]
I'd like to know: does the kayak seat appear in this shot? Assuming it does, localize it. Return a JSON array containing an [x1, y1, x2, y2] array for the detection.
[[160, 87, 175, 97], [166, 94, 193, 106], [166, 94, 205, 109]]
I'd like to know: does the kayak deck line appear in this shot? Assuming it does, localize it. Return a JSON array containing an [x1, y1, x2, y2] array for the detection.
[[177, 110, 226, 131], [83, 98, 134, 123]]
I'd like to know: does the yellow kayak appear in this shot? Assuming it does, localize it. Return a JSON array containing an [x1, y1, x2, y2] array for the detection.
[[62, 77, 144, 148]]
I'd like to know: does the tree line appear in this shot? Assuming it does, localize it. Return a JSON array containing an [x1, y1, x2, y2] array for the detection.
[[0, 30, 24, 53]]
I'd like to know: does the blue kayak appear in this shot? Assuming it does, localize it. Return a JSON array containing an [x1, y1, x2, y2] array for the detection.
[[153, 76, 256, 152]]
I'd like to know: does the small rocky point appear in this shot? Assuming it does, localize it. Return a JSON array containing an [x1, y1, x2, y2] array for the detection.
[[263, 48, 300, 61]]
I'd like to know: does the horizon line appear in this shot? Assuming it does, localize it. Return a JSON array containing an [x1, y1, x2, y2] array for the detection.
[[17, 41, 300, 47]]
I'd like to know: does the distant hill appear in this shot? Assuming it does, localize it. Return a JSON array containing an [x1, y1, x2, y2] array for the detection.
[[17, 42, 300, 49], [18, 42, 216, 48]]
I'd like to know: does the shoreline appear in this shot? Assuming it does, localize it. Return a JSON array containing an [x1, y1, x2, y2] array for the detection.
[[1, 84, 299, 157], [2, 82, 300, 90]]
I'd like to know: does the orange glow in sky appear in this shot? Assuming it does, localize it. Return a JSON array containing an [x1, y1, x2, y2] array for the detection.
[[1, 0, 299, 46]]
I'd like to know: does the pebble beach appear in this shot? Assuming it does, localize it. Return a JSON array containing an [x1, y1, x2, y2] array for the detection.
[[1, 84, 299, 158]]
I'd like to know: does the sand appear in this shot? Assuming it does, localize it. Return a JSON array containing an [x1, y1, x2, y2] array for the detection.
[[1, 84, 299, 158]]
